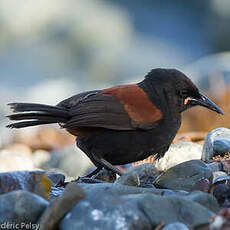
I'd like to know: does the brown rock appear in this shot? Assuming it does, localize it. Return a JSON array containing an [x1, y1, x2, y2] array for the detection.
[[13, 127, 75, 151]]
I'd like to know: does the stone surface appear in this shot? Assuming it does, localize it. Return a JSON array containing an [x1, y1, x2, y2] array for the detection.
[[92, 168, 117, 183], [60, 193, 152, 230], [50, 182, 188, 201], [138, 193, 214, 228], [39, 183, 85, 230], [213, 184, 230, 208], [202, 127, 230, 163], [45, 171, 65, 187], [183, 191, 219, 214], [115, 171, 140, 187], [0, 190, 48, 226], [60, 189, 214, 230], [213, 139, 230, 156], [213, 174, 230, 184], [115, 163, 161, 188], [0, 170, 51, 200], [161, 222, 189, 230], [154, 160, 213, 192], [79, 182, 188, 197], [156, 142, 202, 171], [32, 150, 51, 168], [41, 145, 93, 177], [207, 162, 224, 173]]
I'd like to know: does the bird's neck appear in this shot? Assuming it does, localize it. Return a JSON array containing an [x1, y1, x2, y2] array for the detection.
[[138, 78, 182, 120]]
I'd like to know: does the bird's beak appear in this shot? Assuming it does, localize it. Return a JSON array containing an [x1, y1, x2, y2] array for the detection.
[[189, 92, 224, 115]]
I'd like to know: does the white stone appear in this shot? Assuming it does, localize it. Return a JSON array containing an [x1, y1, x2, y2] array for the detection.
[[155, 141, 202, 171]]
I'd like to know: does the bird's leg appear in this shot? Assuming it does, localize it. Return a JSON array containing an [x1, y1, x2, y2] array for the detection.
[[84, 166, 102, 178], [95, 158, 123, 176]]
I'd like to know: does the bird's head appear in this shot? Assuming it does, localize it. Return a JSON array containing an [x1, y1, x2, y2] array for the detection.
[[144, 68, 224, 115]]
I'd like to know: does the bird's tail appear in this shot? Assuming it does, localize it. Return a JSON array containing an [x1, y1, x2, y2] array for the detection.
[[6, 103, 70, 129]]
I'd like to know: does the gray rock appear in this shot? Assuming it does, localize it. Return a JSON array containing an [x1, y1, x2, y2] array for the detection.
[[213, 173, 230, 184], [116, 163, 159, 187], [156, 142, 202, 171], [0, 190, 48, 226], [79, 182, 187, 197], [183, 191, 219, 213], [0, 170, 51, 199], [154, 160, 213, 192], [60, 190, 214, 229], [161, 222, 189, 230], [50, 186, 65, 201], [45, 171, 65, 186], [212, 183, 230, 207], [115, 171, 140, 187], [138, 193, 214, 228], [60, 194, 152, 230], [41, 145, 93, 177], [202, 127, 230, 162], [39, 183, 85, 230], [50, 182, 188, 201], [213, 139, 230, 156], [207, 162, 223, 173], [92, 168, 116, 183]]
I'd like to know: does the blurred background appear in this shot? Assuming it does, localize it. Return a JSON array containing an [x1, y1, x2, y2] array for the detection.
[[1, 0, 230, 148]]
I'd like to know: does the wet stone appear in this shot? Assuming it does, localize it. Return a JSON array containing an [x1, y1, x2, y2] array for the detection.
[[154, 160, 213, 192]]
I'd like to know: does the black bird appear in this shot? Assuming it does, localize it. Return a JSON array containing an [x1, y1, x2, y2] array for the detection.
[[7, 69, 224, 176]]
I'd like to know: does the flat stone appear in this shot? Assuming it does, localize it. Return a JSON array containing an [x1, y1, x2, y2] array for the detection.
[[154, 160, 213, 192]]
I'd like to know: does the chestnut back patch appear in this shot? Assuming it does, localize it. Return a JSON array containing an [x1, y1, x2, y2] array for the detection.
[[101, 84, 163, 123]]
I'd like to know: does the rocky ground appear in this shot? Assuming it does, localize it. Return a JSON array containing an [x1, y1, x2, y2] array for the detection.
[[1, 127, 230, 229]]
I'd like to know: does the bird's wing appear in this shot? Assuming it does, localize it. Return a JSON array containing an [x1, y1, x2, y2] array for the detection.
[[62, 84, 163, 130]]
